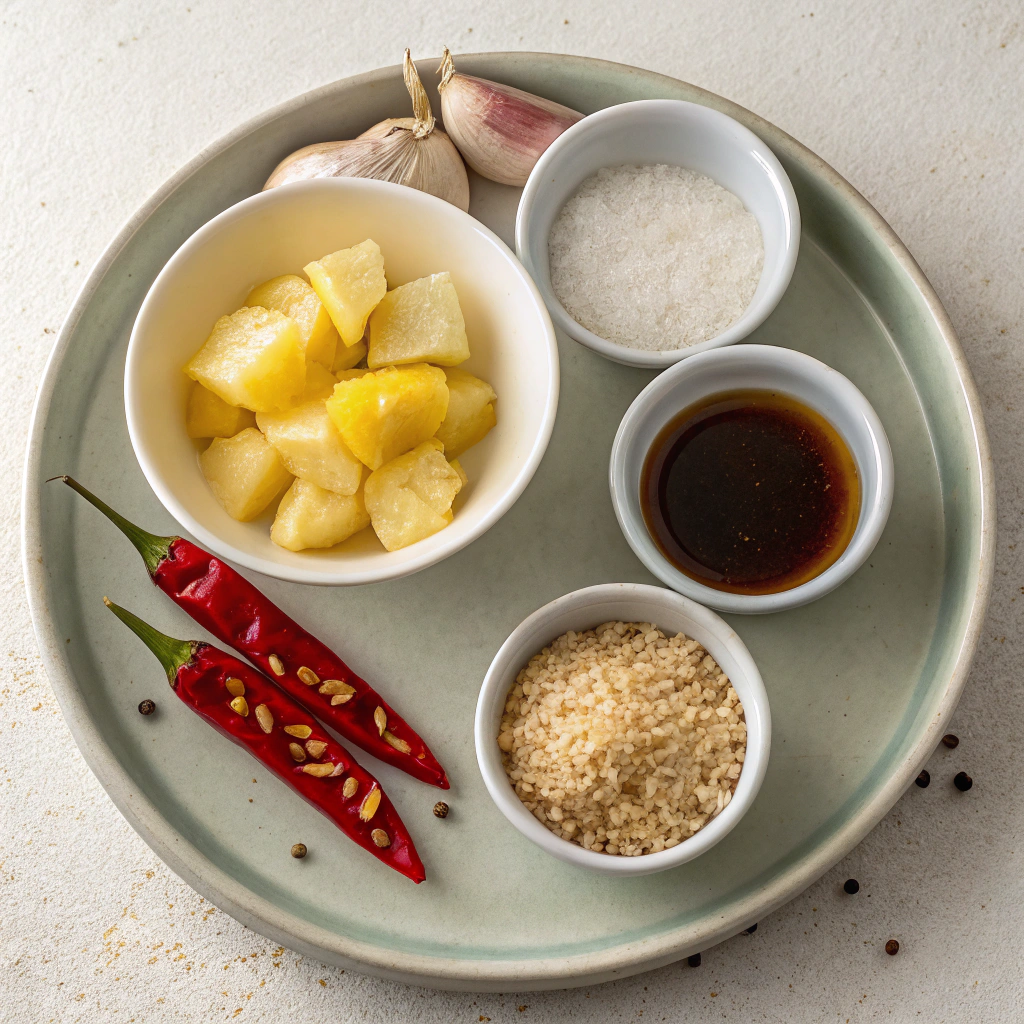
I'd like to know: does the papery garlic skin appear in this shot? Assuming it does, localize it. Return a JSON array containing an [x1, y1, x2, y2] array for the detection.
[[437, 48, 583, 187], [264, 51, 470, 212]]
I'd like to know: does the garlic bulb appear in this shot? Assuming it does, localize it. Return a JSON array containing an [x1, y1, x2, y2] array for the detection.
[[264, 51, 470, 211], [437, 49, 583, 187]]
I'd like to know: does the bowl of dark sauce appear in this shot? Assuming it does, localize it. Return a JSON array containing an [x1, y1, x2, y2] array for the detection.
[[610, 346, 893, 613]]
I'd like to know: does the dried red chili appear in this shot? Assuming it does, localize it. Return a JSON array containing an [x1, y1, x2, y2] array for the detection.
[[104, 597, 425, 882], [62, 477, 447, 789]]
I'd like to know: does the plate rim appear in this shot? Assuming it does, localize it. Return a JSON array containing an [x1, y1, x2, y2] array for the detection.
[[21, 51, 996, 990]]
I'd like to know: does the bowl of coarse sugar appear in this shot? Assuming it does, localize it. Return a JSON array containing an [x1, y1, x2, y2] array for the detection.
[[515, 100, 800, 369]]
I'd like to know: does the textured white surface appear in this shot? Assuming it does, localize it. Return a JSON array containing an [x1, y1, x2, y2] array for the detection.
[[3, 1, 1022, 1020]]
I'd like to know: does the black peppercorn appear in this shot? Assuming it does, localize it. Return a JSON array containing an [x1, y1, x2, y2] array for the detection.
[[687, 953, 701, 967], [743, 923, 757, 935], [138, 699, 156, 715], [433, 801, 450, 819], [843, 878, 860, 895], [291, 843, 307, 859], [942, 734, 959, 749], [953, 772, 973, 791], [885, 939, 899, 955], [915, 770, 930, 788]]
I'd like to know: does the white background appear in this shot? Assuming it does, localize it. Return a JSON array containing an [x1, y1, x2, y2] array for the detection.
[[3, 1, 1022, 1020]]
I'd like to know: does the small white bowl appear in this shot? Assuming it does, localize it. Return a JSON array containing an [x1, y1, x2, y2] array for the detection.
[[515, 99, 800, 369], [126, 178, 558, 586], [610, 345, 894, 614], [474, 583, 771, 876]]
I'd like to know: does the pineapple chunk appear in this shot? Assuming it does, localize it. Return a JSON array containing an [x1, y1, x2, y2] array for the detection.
[[256, 401, 364, 496], [186, 382, 256, 439], [335, 367, 372, 382], [245, 274, 338, 368], [299, 362, 339, 403], [434, 367, 497, 458], [304, 240, 386, 349], [364, 440, 463, 551], [326, 363, 449, 470], [332, 337, 367, 372], [367, 272, 470, 368], [185, 307, 305, 413], [449, 458, 468, 488], [199, 427, 292, 521], [271, 478, 370, 551]]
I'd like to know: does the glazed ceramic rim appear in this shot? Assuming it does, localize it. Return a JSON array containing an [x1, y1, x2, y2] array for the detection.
[[515, 99, 801, 369], [609, 345, 894, 614], [124, 177, 559, 586], [22, 54, 995, 990], [475, 583, 771, 875]]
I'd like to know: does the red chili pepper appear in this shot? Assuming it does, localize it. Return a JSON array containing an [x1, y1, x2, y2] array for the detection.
[[61, 477, 448, 789], [104, 597, 425, 883]]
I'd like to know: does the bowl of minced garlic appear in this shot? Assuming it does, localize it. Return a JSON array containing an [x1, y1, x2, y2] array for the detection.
[[475, 584, 770, 876]]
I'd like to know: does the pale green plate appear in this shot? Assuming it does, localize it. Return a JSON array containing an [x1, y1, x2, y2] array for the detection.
[[22, 54, 993, 990]]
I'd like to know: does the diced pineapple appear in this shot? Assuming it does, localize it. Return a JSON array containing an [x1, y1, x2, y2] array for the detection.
[[270, 478, 370, 551], [299, 362, 339, 403], [434, 367, 497, 457], [367, 272, 470, 368], [186, 382, 256, 439], [199, 427, 292, 521], [332, 337, 367, 372], [256, 401, 364, 496], [304, 240, 386, 349], [184, 307, 305, 413], [364, 440, 463, 551], [245, 274, 338, 368], [326, 363, 449, 470], [449, 458, 468, 488]]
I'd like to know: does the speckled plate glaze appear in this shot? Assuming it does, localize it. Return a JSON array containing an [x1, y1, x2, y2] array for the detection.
[[22, 54, 993, 991]]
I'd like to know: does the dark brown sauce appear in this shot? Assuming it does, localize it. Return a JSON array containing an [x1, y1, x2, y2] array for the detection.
[[641, 389, 860, 595]]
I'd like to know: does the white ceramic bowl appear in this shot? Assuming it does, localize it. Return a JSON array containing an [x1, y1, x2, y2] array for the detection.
[[474, 583, 771, 876], [515, 99, 801, 369], [610, 345, 894, 614], [126, 178, 559, 585]]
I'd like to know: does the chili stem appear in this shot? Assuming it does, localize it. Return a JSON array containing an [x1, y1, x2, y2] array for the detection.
[[103, 597, 195, 686], [56, 476, 174, 576]]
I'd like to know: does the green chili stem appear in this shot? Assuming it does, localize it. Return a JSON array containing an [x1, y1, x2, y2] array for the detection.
[[103, 597, 195, 686]]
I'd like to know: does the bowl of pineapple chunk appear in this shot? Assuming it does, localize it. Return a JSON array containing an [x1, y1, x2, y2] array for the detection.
[[125, 178, 559, 584]]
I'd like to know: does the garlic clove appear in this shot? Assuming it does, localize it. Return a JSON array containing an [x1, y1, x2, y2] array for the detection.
[[436, 48, 583, 187]]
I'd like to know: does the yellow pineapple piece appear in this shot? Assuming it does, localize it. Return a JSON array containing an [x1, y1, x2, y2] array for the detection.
[[326, 363, 448, 470], [186, 382, 256, 439], [270, 478, 370, 551], [364, 440, 463, 551], [434, 367, 497, 458], [304, 240, 386, 349], [184, 307, 305, 413], [335, 367, 371, 382], [256, 400, 364, 496], [367, 272, 470, 368], [332, 337, 367, 372], [449, 458, 468, 488], [245, 274, 338, 368], [299, 362, 339, 403], [199, 427, 292, 521]]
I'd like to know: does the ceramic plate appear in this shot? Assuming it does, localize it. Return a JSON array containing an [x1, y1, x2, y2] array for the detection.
[[22, 53, 993, 990]]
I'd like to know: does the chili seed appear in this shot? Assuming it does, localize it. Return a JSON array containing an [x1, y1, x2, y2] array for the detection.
[[288, 742, 306, 762], [374, 706, 387, 736], [255, 704, 273, 734], [433, 801, 450, 819], [371, 828, 390, 848], [305, 739, 328, 759], [331, 694, 353, 706], [297, 666, 319, 687], [885, 939, 899, 956], [283, 725, 312, 739], [843, 879, 860, 895], [915, 770, 930, 788], [954, 771, 973, 791], [384, 730, 411, 754], [290, 843, 307, 859], [359, 786, 381, 821], [329, 764, 346, 777], [229, 696, 249, 717], [225, 677, 245, 697], [687, 953, 701, 968], [342, 778, 358, 798], [320, 679, 355, 697], [743, 923, 757, 935], [302, 763, 334, 778], [942, 733, 959, 749], [268, 654, 285, 676], [138, 699, 156, 716]]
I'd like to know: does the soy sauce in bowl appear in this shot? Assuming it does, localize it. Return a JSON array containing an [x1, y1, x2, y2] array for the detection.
[[640, 390, 860, 595]]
